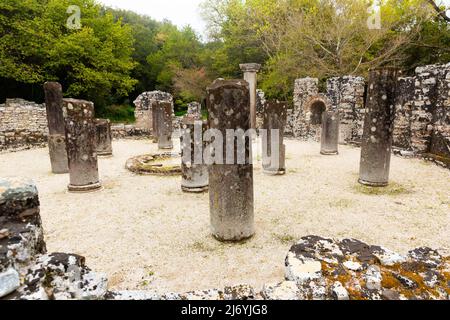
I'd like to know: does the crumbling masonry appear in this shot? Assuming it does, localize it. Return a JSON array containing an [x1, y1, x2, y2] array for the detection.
[[288, 63, 450, 164]]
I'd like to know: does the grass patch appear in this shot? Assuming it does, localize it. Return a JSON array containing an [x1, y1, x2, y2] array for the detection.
[[97, 104, 135, 124], [329, 198, 354, 208], [273, 233, 296, 245], [352, 182, 412, 196]]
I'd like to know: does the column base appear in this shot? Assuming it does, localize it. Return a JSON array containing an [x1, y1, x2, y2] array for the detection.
[[97, 152, 113, 157], [263, 169, 286, 176], [68, 182, 103, 193], [212, 232, 255, 243], [182, 185, 209, 193], [321, 151, 339, 155], [358, 179, 388, 187]]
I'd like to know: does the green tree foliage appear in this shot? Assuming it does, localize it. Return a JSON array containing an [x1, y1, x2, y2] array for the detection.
[[201, 0, 450, 99], [0, 0, 136, 110]]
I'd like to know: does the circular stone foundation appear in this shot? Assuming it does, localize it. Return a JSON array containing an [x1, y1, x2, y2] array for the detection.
[[126, 153, 182, 176]]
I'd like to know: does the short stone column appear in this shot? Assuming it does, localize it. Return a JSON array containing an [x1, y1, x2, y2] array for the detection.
[[180, 117, 209, 193], [95, 119, 113, 157], [240, 63, 261, 129], [187, 102, 202, 120], [0, 178, 46, 274], [359, 68, 399, 187], [63, 99, 102, 193], [207, 79, 254, 241], [320, 111, 340, 155], [43, 82, 69, 174], [262, 101, 287, 175], [153, 102, 173, 149]]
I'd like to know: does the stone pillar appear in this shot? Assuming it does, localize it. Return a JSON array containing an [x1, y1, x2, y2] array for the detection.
[[359, 68, 399, 187], [153, 101, 173, 149], [95, 118, 113, 157], [0, 178, 46, 274], [206, 79, 254, 241], [240, 63, 261, 129], [320, 111, 340, 155], [262, 101, 287, 175], [187, 102, 202, 120], [43, 82, 69, 174], [180, 117, 209, 193], [63, 99, 102, 193]]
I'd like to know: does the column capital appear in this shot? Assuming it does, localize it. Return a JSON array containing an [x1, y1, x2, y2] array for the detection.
[[239, 63, 261, 73]]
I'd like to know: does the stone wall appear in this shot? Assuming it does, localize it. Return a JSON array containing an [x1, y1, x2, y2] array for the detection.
[[290, 63, 450, 165], [326, 76, 366, 144], [133, 91, 174, 132], [0, 99, 48, 151], [289, 77, 364, 142], [392, 63, 450, 164]]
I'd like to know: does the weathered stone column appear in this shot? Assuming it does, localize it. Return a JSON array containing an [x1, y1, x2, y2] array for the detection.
[[240, 63, 261, 129], [262, 101, 287, 175], [320, 111, 340, 155], [359, 68, 399, 187], [187, 101, 202, 120], [207, 79, 254, 241], [63, 99, 102, 192], [180, 117, 209, 193], [153, 101, 174, 149], [95, 118, 113, 157], [43, 82, 68, 174]]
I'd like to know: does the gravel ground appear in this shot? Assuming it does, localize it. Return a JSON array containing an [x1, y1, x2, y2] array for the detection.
[[0, 138, 448, 293]]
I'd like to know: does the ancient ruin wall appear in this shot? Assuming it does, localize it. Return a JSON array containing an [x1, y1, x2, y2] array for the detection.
[[289, 76, 364, 143], [0, 99, 48, 151], [326, 76, 366, 144]]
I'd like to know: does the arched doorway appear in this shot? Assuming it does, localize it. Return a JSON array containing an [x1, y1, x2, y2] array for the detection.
[[309, 100, 327, 125]]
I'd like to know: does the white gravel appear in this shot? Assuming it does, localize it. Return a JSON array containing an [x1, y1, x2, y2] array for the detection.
[[0, 138, 448, 293]]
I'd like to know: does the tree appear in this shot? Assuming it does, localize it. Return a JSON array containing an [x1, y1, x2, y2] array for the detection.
[[0, 0, 137, 109]]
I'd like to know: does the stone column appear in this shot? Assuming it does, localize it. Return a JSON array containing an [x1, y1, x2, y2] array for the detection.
[[95, 118, 113, 157], [187, 102, 202, 120], [0, 178, 46, 274], [320, 111, 340, 155], [43, 82, 69, 174], [63, 99, 102, 193], [180, 117, 209, 193], [206, 79, 254, 241], [262, 101, 287, 175], [153, 101, 173, 149], [240, 63, 261, 129], [359, 68, 399, 187]]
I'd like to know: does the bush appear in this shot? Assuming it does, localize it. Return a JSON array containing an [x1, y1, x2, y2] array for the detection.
[[96, 104, 136, 124]]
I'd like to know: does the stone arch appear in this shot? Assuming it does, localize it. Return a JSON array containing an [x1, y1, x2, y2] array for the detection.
[[304, 95, 330, 125]]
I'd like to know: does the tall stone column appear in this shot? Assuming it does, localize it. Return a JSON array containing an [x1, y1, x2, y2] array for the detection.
[[180, 117, 208, 193], [359, 68, 399, 187], [63, 99, 102, 193], [95, 118, 113, 157], [320, 111, 340, 155], [153, 101, 173, 149], [43, 82, 68, 174], [262, 101, 287, 175], [240, 63, 261, 129], [207, 79, 254, 241]]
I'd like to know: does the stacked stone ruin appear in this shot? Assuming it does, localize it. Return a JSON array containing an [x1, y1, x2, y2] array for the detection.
[[0, 99, 48, 151], [95, 118, 113, 157], [290, 63, 450, 167]]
